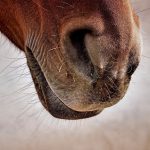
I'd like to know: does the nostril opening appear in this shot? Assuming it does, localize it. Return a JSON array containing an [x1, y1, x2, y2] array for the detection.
[[65, 28, 99, 80], [69, 29, 92, 64]]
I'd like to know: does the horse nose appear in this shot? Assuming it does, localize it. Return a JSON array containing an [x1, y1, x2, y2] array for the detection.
[[60, 16, 105, 80]]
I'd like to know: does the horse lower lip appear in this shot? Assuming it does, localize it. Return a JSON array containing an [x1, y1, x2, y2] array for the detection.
[[25, 47, 101, 119]]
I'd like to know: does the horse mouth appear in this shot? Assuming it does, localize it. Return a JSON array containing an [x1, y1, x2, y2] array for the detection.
[[25, 48, 102, 120], [25, 43, 138, 120]]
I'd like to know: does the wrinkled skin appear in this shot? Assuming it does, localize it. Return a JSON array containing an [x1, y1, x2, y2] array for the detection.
[[0, 0, 141, 119]]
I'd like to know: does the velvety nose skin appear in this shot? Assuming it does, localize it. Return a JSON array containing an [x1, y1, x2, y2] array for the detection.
[[60, 16, 105, 82]]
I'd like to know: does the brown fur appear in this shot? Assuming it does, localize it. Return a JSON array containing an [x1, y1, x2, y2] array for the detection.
[[0, 0, 141, 119]]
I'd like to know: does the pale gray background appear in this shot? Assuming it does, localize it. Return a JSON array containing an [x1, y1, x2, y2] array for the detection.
[[0, 0, 150, 150]]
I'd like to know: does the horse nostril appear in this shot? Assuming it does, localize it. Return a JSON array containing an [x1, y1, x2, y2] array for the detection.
[[60, 15, 105, 81], [61, 26, 103, 81], [60, 15, 105, 80], [69, 29, 92, 64], [63, 28, 101, 80]]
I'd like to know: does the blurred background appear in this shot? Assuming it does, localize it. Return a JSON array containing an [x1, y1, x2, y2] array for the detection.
[[0, 0, 150, 150]]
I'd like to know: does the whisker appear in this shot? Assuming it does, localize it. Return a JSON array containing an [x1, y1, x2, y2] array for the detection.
[[142, 55, 150, 59], [62, 1, 74, 8], [137, 8, 150, 14], [0, 64, 27, 77], [0, 82, 34, 98], [48, 46, 61, 52], [56, 6, 65, 9], [58, 61, 65, 72], [32, 0, 49, 12], [16, 103, 36, 119], [4, 56, 26, 60], [0, 59, 24, 75]]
